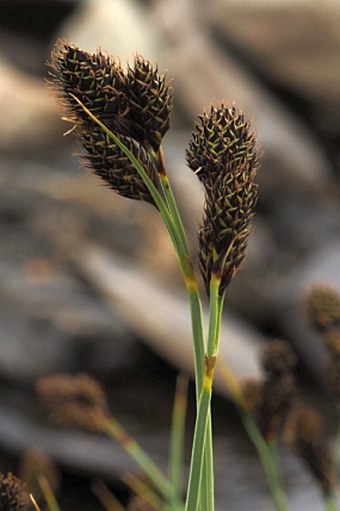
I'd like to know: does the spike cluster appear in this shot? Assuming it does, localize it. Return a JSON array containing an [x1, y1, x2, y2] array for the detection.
[[186, 105, 260, 295], [48, 39, 173, 204]]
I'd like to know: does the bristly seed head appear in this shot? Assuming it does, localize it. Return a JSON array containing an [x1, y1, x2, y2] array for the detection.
[[47, 39, 173, 205], [186, 104, 259, 185], [80, 127, 160, 204], [127, 54, 173, 151], [187, 104, 260, 296], [48, 39, 128, 130]]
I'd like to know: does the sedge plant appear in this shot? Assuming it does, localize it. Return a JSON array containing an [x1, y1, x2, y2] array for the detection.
[[45, 39, 261, 511]]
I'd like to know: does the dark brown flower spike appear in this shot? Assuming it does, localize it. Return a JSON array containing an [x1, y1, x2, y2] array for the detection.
[[48, 39, 128, 131], [81, 126, 159, 204], [198, 159, 259, 295], [186, 105, 259, 186], [187, 104, 260, 295], [127, 55, 173, 151]]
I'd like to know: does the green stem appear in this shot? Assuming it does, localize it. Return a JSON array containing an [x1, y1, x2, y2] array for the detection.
[[187, 285, 206, 396], [201, 414, 214, 511], [155, 146, 206, 396], [122, 473, 166, 511], [169, 375, 188, 510], [104, 418, 172, 501], [324, 493, 338, 511], [156, 144, 214, 511], [238, 410, 287, 511], [185, 374, 214, 511], [37, 474, 61, 511], [71, 98, 213, 510], [157, 147, 191, 260], [185, 276, 223, 511], [91, 480, 127, 511], [207, 276, 221, 358]]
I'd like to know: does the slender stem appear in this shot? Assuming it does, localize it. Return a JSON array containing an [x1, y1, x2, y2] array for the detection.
[[104, 418, 172, 501], [207, 276, 222, 358], [157, 144, 214, 511], [91, 480, 126, 511], [156, 146, 206, 395], [30, 495, 43, 511], [169, 375, 188, 510], [158, 166, 211, 511], [238, 410, 287, 511], [37, 474, 61, 511], [186, 278, 213, 511], [202, 414, 214, 511], [185, 276, 223, 511], [122, 473, 165, 511], [324, 493, 338, 511], [157, 146, 191, 260], [185, 369, 214, 511], [187, 283, 206, 394]]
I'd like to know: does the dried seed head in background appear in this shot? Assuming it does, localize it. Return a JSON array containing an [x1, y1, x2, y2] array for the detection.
[[305, 283, 340, 332], [305, 285, 340, 402], [187, 105, 260, 296], [322, 329, 340, 402], [0, 472, 32, 511], [36, 373, 110, 433], [261, 339, 297, 379], [284, 406, 335, 496], [242, 340, 297, 440], [259, 373, 296, 440]]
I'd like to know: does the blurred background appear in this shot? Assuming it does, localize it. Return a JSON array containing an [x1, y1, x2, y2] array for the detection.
[[1, 0, 340, 509]]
